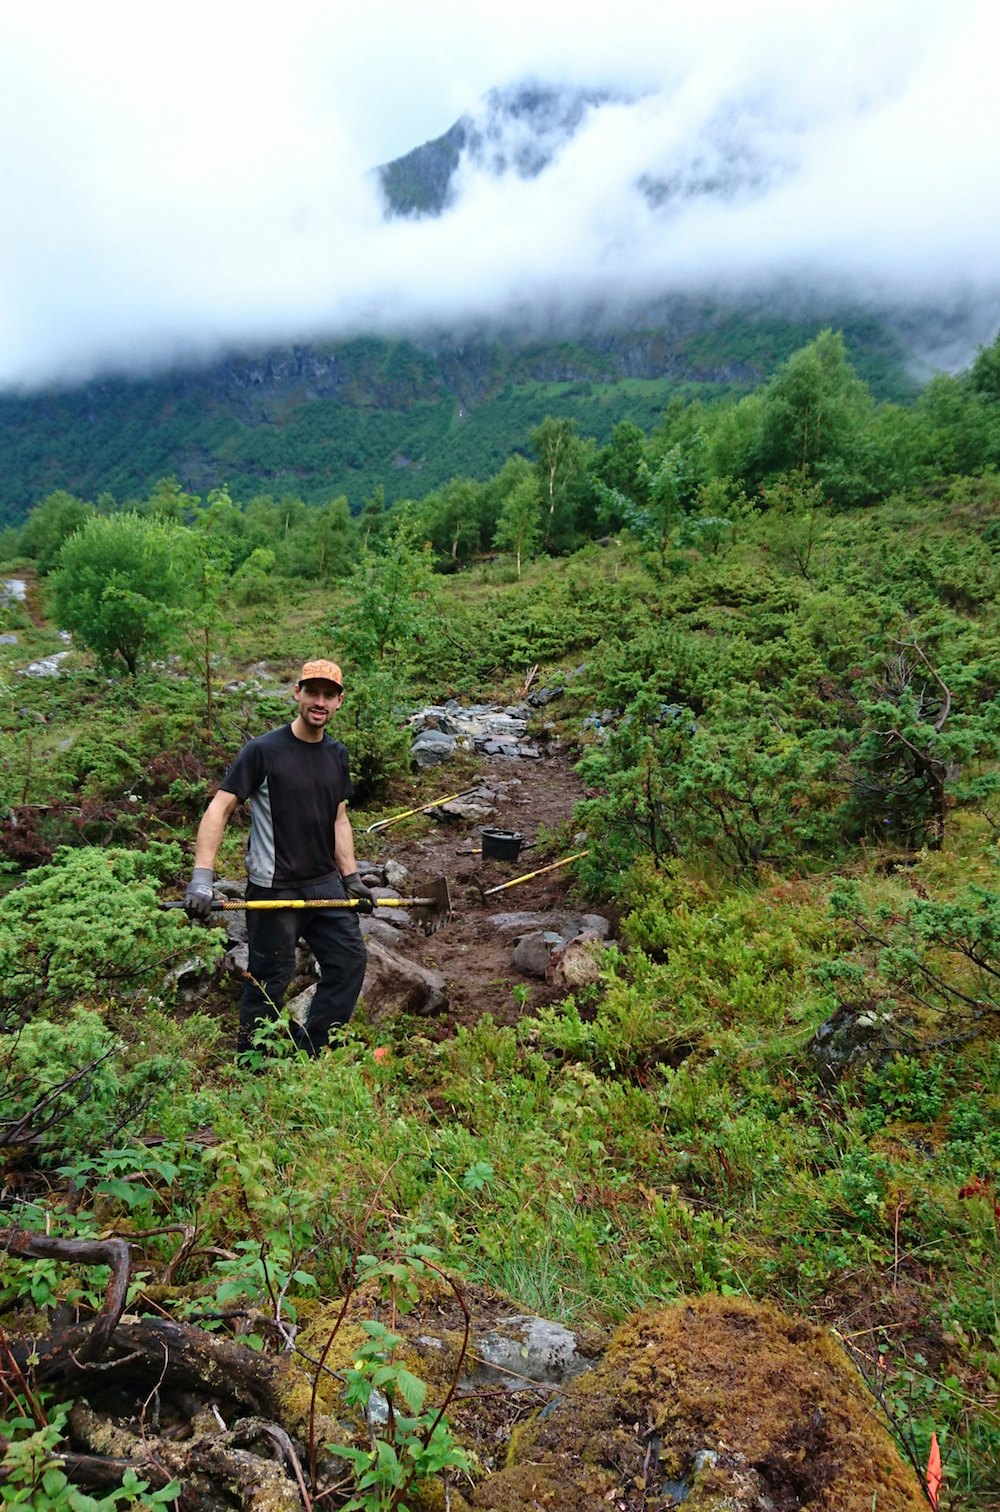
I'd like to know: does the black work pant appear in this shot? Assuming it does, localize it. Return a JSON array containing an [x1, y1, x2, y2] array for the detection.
[[239, 877, 368, 1056]]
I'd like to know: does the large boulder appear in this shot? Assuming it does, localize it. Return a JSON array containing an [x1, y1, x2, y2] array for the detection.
[[410, 729, 457, 768], [288, 938, 447, 1027], [475, 1295, 927, 1511], [360, 937, 448, 1021]]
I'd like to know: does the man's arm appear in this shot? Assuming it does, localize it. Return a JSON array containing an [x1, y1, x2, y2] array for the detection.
[[194, 789, 240, 870], [333, 801, 358, 876], [184, 789, 239, 919], [335, 802, 375, 904]]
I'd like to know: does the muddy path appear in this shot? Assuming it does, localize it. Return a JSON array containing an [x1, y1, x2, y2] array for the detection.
[[359, 744, 594, 1034]]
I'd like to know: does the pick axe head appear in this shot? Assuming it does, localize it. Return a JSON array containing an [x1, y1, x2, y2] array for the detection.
[[410, 875, 453, 935]]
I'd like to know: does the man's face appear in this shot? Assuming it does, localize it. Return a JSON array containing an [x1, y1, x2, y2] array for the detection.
[[294, 678, 344, 728]]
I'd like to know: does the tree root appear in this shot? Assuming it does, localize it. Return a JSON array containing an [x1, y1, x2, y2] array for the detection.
[[2, 1226, 303, 1507], [63, 1403, 304, 1511]]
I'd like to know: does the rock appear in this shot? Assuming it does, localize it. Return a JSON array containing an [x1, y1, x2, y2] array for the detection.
[[488, 911, 611, 940], [353, 858, 382, 876], [408, 702, 540, 760], [19, 652, 71, 678], [383, 859, 412, 891], [360, 937, 448, 1020], [359, 917, 409, 949], [212, 880, 248, 944], [511, 931, 565, 978], [475, 1296, 927, 1511], [286, 983, 315, 1027], [369, 887, 410, 929], [410, 729, 457, 768], [545, 932, 605, 990], [224, 942, 249, 977], [479, 739, 522, 758], [462, 1315, 593, 1392], [0, 634, 18, 645], [166, 955, 216, 1003], [527, 684, 563, 707], [436, 796, 495, 822], [220, 912, 248, 945], [810, 1003, 899, 1081]]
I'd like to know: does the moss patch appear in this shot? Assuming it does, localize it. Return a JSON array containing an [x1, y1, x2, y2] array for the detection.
[[474, 1295, 926, 1510]]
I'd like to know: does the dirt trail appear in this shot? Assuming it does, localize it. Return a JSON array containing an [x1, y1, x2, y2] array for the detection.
[[360, 744, 591, 1033]]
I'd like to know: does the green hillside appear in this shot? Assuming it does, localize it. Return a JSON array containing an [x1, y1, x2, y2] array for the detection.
[[0, 310, 919, 525], [3, 432, 1000, 1503]]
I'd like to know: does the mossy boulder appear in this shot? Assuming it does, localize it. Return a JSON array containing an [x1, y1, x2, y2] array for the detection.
[[473, 1294, 926, 1510]]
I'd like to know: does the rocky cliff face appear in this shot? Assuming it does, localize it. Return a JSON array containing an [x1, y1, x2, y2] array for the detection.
[[196, 308, 771, 421]]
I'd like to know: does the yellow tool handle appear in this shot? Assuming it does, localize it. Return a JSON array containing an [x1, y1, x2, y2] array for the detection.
[[163, 898, 436, 912], [365, 789, 474, 833], [482, 850, 590, 898]]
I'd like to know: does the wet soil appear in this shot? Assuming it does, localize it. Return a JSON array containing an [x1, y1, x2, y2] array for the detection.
[[359, 743, 592, 1033]]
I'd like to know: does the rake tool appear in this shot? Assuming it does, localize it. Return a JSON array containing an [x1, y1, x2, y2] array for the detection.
[[364, 790, 475, 833], [163, 876, 453, 934]]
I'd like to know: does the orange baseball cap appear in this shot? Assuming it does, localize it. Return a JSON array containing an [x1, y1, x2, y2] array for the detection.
[[298, 659, 344, 688]]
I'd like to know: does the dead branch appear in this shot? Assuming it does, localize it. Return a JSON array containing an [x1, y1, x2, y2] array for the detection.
[[891, 636, 952, 733], [2, 1229, 130, 1363], [0, 1049, 117, 1148]]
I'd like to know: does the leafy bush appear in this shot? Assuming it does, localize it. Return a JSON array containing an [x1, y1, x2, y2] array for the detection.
[[0, 1008, 184, 1169], [0, 843, 219, 1009], [51, 513, 197, 674], [1, 1399, 180, 1510], [578, 685, 840, 881]]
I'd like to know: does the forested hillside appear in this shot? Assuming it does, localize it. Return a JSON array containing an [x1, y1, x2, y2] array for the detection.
[[0, 307, 919, 526], [2, 328, 999, 1508]]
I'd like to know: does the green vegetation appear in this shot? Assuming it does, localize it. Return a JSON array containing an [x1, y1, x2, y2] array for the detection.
[[3, 325, 1000, 1507], [0, 311, 922, 524]]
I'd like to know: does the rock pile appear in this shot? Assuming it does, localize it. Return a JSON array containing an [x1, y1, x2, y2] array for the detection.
[[409, 700, 544, 766]]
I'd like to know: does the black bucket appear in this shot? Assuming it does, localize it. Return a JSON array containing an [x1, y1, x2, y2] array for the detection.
[[481, 827, 524, 861]]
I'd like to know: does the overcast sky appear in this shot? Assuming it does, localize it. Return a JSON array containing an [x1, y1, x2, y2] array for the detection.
[[1, 0, 997, 389]]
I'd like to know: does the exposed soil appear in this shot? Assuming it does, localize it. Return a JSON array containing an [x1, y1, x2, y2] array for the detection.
[[359, 741, 595, 1033]]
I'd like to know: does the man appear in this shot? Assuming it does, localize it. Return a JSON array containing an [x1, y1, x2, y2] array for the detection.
[[184, 659, 372, 1056]]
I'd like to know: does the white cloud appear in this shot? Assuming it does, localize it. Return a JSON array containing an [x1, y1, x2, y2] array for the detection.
[[0, 0, 997, 387]]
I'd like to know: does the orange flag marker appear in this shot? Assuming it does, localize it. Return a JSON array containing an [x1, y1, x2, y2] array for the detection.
[[926, 1431, 942, 1510]]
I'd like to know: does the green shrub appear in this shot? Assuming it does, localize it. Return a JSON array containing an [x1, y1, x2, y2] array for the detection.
[[0, 843, 220, 1009]]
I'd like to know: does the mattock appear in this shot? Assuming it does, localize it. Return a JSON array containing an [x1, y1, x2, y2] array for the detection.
[[163, 875, 453, 935]]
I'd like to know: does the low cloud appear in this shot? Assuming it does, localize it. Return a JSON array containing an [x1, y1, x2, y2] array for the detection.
[[1, 0, 996, 388]]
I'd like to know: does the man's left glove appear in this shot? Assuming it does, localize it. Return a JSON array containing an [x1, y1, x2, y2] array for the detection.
[[184, 867, 216, 921], [342, 871, 376, 913]]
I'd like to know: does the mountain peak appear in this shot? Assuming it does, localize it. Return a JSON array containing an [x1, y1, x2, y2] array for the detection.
[[376, 81, 622, 219]]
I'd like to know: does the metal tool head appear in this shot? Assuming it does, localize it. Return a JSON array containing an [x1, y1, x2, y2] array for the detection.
[[411, 874, 453, 935]]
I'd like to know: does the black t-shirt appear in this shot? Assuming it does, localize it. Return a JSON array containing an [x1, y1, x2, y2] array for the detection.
[[220, 725, 354, 887]]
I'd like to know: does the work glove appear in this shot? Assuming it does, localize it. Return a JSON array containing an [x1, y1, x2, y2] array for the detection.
[[342, 871, 376, 913], [184, 867, 216, 921]]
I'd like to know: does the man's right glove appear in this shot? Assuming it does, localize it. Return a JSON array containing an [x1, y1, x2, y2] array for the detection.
[[184, 867, 216, 921], [342, 871, 376, 914]]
